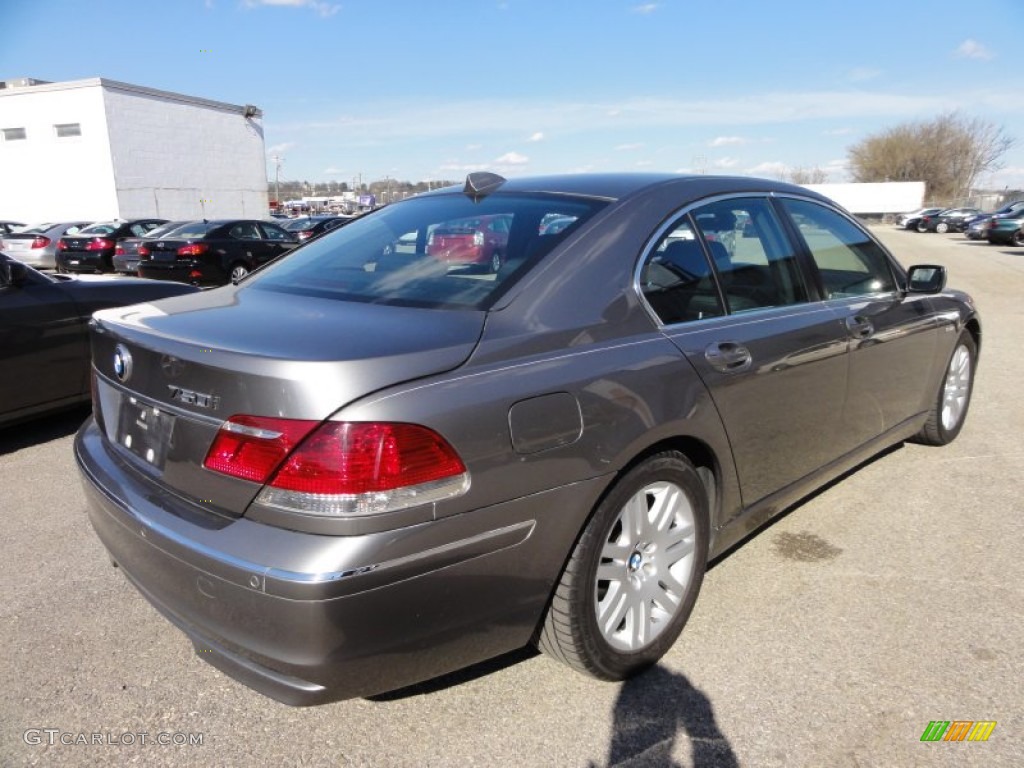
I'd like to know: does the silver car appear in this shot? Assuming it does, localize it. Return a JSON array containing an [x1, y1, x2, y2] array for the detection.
[[75, 172, 980, 704], [1, 221, 92, 269]]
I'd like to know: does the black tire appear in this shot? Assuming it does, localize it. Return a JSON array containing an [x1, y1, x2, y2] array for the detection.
[[916, 220, 929, 233], [912, 329, 977, 446], [489, 250, 503, 274], [537, 451, 709, 680], [936, 222, 949, 234], [1012, 230, 1024, 247]]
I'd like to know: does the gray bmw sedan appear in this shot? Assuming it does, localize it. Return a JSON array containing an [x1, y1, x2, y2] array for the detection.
[[75, 172, 980, 704]]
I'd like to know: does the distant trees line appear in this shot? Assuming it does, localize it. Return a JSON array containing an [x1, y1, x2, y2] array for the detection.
[[268, 179, 457, 201]]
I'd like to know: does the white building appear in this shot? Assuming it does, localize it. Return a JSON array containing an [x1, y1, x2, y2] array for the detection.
[[0, 77, 268, 223]]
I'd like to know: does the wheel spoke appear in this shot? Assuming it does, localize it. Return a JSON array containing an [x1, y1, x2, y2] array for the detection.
[[649, 484, 681, 533], [598, 583, 631, 635], [620, 493, 647, 545]]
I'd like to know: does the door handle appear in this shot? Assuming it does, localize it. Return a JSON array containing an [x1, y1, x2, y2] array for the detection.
[[705, 342, 752, 373], [845, 315, 874, 339]]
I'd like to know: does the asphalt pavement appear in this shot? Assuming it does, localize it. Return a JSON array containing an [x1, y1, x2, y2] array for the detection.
[[1, 227, 1021, 767]]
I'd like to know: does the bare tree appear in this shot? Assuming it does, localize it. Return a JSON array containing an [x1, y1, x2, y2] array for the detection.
[[847, 112, 1015, 203], [785, 166, 830, 184]]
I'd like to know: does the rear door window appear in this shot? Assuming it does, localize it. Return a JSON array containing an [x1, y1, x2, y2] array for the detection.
[[690, 197, 809, 313]]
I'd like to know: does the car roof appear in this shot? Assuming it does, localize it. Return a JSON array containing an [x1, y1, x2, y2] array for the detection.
[[422, 172, 831, 206]]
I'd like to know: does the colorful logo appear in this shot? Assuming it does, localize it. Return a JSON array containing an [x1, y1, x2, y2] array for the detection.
[[920, 721, 996, 742]]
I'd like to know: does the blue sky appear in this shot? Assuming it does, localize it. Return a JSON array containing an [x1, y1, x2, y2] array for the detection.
[[4, 0, 1023, 190]]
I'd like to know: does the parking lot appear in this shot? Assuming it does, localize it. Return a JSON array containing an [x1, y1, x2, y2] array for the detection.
[[1, 226, 1021, 767]]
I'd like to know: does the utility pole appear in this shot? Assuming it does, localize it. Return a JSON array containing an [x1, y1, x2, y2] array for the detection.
[[272, 155, 283, 203]]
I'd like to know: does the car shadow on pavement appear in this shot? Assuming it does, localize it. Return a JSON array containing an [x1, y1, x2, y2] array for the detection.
[[0, 405, 90, 456], [593, 665, 739, 768], [366, 646, 540, 702]]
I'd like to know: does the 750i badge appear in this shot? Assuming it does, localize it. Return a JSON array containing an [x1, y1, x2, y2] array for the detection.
[[167, 385, 220, 410]]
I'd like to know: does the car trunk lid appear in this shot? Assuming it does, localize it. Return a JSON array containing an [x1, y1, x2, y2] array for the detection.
[[89, 286, 485, 519]]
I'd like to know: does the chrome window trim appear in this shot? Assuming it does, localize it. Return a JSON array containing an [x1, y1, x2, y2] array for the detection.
[[633, 190, 825, 330]]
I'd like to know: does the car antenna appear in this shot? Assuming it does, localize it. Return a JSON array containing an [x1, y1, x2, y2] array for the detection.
[[463, 171, 506, 202]]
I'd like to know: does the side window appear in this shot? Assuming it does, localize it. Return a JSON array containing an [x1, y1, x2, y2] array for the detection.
[[129, 224, 148, 237], [230, 223, 261, 240], [692, 197, 808, 313], [640, 219, 725, 324], [780, 199, 896, 299], [261, 223, 290, 241]]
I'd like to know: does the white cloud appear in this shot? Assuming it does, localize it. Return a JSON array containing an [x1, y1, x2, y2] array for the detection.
[[747, 161, 789, 179], [847, 67, 881, 82], [632, 3, 658, 13], [954, 39, 994, 60], [323, 166, 345, 174], [465, 143, 483, 150], [823, 127, 853, 136], [528, 131, 545, 142], [494, 151, 529, 166], [713, 157, 740, 169], [635, 160, 654, 167], [266, 142, 295, 155], [243, 0, 340, 18], [709, 136, 748, 147], [615, 142, 644, 151]]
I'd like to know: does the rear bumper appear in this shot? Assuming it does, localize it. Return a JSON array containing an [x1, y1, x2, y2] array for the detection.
[[58, 253, 108, 272], [74, 418, 601, 704]]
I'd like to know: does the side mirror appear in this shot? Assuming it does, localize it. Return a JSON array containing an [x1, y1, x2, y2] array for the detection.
[[907, 264, 947, 294], [0, 259, 28, 288]]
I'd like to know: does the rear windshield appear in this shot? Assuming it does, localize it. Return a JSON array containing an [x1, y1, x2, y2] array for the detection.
[[79, 222, 119, 235], [143, 221, 190, 239], [247, 192, 607, 309], [169, 222, 216, 239]]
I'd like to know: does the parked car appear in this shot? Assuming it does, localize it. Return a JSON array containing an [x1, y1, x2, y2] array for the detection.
[[280, 215, 353, 242], [895, 207, 944, 229], [984, 209, 1024, 245], [75, 172, 980, 705], [112, 221, 191, 275], [56, 219, 168, 273], [1, 220, 27, 235], [916, 208, 981, 233], [960, 200, 1024, 235], [0, 253, 198, 428], [0, 221, 92, 270], [426, 213, 512, 272], [136, 219, 299, 286]]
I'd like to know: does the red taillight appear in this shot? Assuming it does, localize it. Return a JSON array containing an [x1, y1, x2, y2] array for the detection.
[[298, 230, 313, 240], [115, 245, 125, 255], [271, 422, 466, 495], [85, 238, 115, 251], [204, 417, 468, 517], [31, 236, 51, 249], [177, 243, 208, 258], [137, 246, 150, 257], [86, 238, 114, 251], [204, 416, 318, 483], [58, 240, 68, 251]]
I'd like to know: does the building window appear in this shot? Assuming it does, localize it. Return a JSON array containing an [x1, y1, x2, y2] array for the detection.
[[2, 127, 27, 141], [54, 123, 82, 138]]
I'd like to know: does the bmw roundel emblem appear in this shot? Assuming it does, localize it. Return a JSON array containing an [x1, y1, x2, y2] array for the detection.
[[113, 344, 133, 382]]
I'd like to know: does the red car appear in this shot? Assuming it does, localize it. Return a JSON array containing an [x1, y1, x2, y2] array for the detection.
[[427, 214, 511, 272]]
